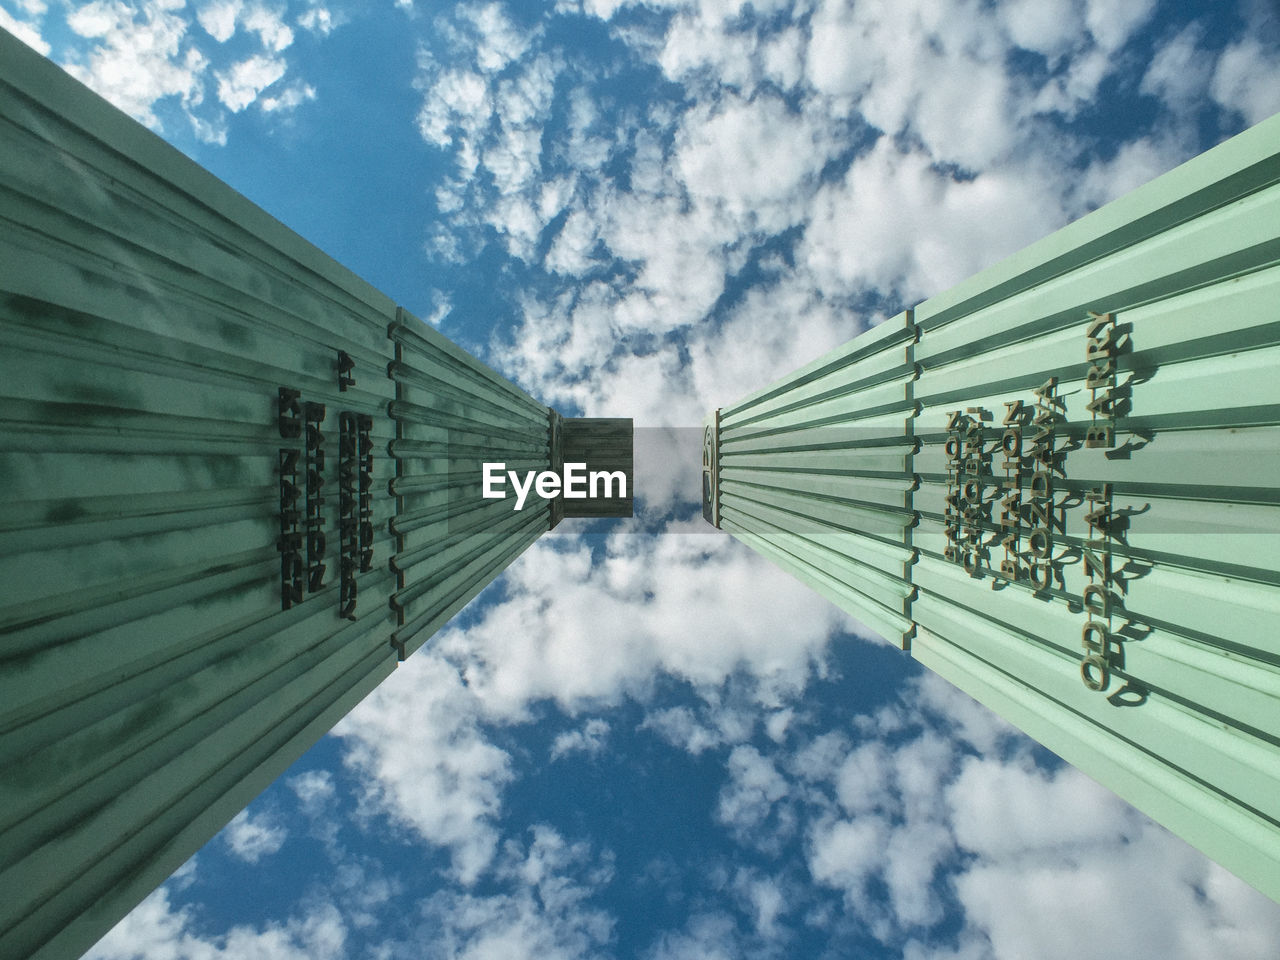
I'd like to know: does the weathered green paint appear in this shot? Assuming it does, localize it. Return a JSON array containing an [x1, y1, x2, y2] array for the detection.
[[705, 112, 1280, 903], [0, 28, 631, 960]]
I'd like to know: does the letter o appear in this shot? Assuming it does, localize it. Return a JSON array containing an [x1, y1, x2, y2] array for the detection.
[[1029, 526, 1051, 558], [1081, 654, 1109, 691], [1001, 429, 1021, 457], [1029, 559, 1052, 590]]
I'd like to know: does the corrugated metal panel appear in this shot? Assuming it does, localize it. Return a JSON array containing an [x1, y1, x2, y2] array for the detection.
[[714, 311, 919, 646], [387, 311, 553, 659], [707, 111, 1280, 902], [0, 29, 560, 960]]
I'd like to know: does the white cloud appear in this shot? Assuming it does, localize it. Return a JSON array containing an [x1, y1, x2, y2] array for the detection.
[[808, 814, 892, 909], [243, 3, 294, 52], [998, 0, 1084, 62], [0, 4, 51, 55], [297, 4, 334, 36], [1141, 24, 1213, 113], [289, 769, 336, 812], [434, 532, 853, 720], [215, 53, 287, 111], [62, 0, 205, 131], [674, 93, 831, 235], [550, 718, 611, 760], [197, 1, 294, 50], [335, 652, 514, 884], [197, 0, 242, 42], [732, 868, 786, 939], [334, 527, 856, 883], [1211, 35, 1280, 127], [647, 911, 741, 960], [659, 10, 757, 90], [462, 1, 535, 73], [402, 826, 614, 960], [642, 705, 724, 755], [789, 674, 1280, 955], [1082, 0, 1156, 53], [54, 0, 319, 138], [85, 879, 346, 960], [259, 79, 316, 112], [418, 67, 491, 147], [800, 137, 1069, 302], [716, 745, 794, 851], [222, 808, 288, 863]]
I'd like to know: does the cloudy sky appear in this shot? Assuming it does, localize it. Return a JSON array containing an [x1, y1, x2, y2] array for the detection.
[[6, 0, 1280, 957]]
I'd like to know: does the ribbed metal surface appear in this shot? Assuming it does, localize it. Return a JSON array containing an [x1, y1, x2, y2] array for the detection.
[[707, 112, 1280, 902], [387, 312, 553, 659], [713, 310, 919, 645], [0, 30, 558, 960]]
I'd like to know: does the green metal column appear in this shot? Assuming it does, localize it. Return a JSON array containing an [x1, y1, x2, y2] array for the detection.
[[0, 28, 631, 960], [705, 111, 1280, 903]]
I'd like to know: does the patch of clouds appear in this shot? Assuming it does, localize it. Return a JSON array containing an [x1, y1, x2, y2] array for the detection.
[[674, 92, 833, 235], [335, 652, 514, 885], [222, 807, 288, 863], [0, 1, 51, 55], [62, 0, 208, 131], [48, 0, 324, 141], [799, 137, 1070, 302], [462, 1, 537, 74], [378, 826, 614, 960], [197, 0, 242, 42], [716, 744, 795, 853], [641, 704, 724, 755], [197, 1, 298, 50], [259, 79, 316, 112], [335, 529, 857, 880], [289, 768, 336, 814], [1141, 23, 1214, 114], [296, 3, 334, 36], [1211, 34, 1280, 127], [85, 873, 346, 960], [550, 717, 611, 760], [724, 672, 1280, 956], [215, 53, 287, 111], [445, 0, 1229, 434], [433, 532, 855, 720], [731, 868, 787, 940]]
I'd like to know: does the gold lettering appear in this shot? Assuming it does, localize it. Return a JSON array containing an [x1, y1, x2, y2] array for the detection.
[[1032, 378, 1057, 403], [1001, 428, 1021, 457], [1084, 423, 1115, 448], [1081, 541, 1110, 581], [1029, 527, 1051, 559], [1085, 390, 1115, 417], [1080, 654, 1109, 692], [1082, 583, 1109, 617], [1085, 359, 1114, 389], [1085, 312, 1114, 340], [1086, 327, 1116, 361], [1030, 560, 1053, 590]]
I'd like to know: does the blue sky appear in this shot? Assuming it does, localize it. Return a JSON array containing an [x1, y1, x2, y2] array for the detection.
[[5, 1, 1280, 957]]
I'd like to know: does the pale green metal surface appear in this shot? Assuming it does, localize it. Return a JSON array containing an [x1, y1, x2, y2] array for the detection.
[[707, 112, 1280, 903], [0, 28, 607, 960]]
